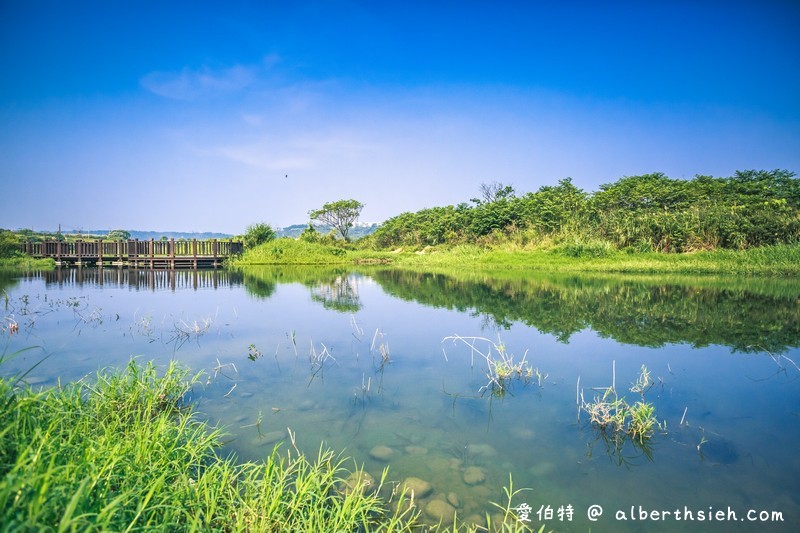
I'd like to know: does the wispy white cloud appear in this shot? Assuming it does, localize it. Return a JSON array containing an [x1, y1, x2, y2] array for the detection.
[[140, 64, 256, 100], [210, 131, 381, 172], [215, 142, 313, 171]]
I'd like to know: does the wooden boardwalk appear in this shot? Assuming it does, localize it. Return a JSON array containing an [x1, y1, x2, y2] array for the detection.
[[22, 239, 243, 268]]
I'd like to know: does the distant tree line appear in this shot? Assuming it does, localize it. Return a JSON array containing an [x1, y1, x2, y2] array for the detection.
[[366, 170, 800, 252]]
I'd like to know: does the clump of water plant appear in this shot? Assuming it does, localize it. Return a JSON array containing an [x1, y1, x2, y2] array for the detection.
[[579, 363, 664, 445], [247, 343, 262, 361], [442, 335, 547, 397]]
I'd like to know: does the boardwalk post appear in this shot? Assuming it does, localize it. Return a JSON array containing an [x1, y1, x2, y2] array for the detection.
[[56, 240, 61, 265], [117, 240, 122, 264], [212, 239, 218, 267], [170, 238, 175, 269], [97, 239, 103, 266], [192, 239, 197, 269], [76, 240, 82, 266]]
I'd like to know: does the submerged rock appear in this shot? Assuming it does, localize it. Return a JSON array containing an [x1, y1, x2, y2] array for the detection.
[[425, 499, 456, 525], [465, 514, 487, 529], [405, 445, 429, 455], [466, 443, 497, 458], [446, 491, 461, 508], [402, 477, 433, 498], [297, 399, 316, 411], [369, 445, 395, 461], [462, 466, 486, 485], [338, 471, 375, 496]]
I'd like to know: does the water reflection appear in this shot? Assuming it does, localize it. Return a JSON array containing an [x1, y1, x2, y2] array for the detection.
[[16, 267, 244, 291], [11, 265, 800, 355], [369, 269, 800, 353], [238, 266, 363, 312], [310, 275, 362, 312]]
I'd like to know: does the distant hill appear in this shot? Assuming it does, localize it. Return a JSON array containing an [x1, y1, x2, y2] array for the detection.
[[18, 222, 380, 241], [79, 230, 236, 240], [275, 223, 379, 239], [27, 224, 379, 241]]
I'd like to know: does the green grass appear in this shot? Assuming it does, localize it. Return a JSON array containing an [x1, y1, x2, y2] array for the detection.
[[234, 238, 800, 275], [233, 238, 354, 265], [389, 243, 800, 275], [0, 359, 546, 532], [0, 256, 55, 270], [0, 360, 423, 531]]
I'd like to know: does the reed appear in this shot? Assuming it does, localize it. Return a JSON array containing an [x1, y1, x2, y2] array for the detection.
[[0, 360, 424, 531], [442, 335, 546, 398]]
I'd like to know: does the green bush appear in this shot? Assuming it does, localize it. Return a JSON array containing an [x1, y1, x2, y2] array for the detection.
[[0, 230, 20, 258], [243, 222, 276, 249]]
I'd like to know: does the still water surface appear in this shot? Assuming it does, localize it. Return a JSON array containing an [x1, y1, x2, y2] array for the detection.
[[1, 267, 799, 532]]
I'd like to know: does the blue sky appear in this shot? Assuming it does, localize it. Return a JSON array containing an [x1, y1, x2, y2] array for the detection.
[[2, 1, 799, 234]]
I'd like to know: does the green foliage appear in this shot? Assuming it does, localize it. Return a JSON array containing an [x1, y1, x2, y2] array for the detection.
[[371, 170, 799, 253], [299, 224, 321, 243], [243, 222, 277, 249], [0, 230, 20, 258], [590, 170, 800, 251], [309, 199, 364, 242], [106, 229, 131, 241], [553, 239, 614, 258], [234, 238, 349, 265]]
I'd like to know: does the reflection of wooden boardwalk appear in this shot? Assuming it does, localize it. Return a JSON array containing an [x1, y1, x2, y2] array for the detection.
[[22, 239, 243, 268], [25, 267, 244, 291]]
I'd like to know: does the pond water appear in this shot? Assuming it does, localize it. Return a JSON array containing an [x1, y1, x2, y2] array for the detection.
[[1, 266, 799, 532]]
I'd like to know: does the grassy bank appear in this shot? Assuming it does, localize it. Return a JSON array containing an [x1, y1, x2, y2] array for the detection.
[[235, 238, 800, 276], [390, 242, 800, 276], [0, 256, 54, 270], [0, 359, 541, 532]]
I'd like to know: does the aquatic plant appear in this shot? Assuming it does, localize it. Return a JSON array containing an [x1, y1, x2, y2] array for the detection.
[[371, 327, 391, 369], [442, 335, 547, 398], [167, 312, 216, 350], [247, 343, 262, 361], [580, 363, 664, 446]]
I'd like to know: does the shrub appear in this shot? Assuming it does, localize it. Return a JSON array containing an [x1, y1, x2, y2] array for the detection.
[[243, 223, 276, 249], [0, 230, 20, 258]]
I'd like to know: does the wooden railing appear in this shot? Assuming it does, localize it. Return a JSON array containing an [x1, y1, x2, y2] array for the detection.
[[21, 239, 243, 267]]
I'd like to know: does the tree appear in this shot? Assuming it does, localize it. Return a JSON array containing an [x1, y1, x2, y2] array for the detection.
[[0, 229, 20, 258], [107, 229, 131, 241], [243, 222, 276, 249], [472, 181, 516, 205], [308, 199, 364, 241]]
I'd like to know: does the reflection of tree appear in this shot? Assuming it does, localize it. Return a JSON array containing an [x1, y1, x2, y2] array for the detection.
[[241, 270, 277, 299], [238, 266, 362, 312], [371, 269, 800, 353], [0, 272, 19, 297], [310, 275, 362, 313]]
